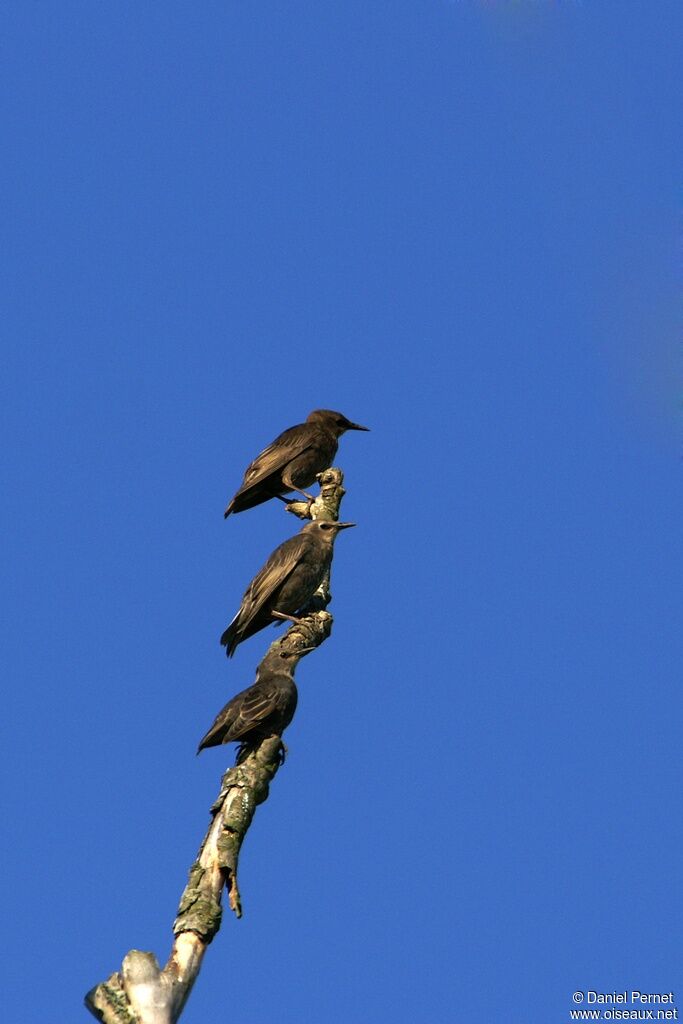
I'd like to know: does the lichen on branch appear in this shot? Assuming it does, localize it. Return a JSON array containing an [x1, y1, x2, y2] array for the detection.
[[85, 469, 348, 1024]]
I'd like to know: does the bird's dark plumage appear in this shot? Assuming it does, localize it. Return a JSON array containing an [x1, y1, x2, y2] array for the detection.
[[220, 519, 355, 657], [224, 409, 368, 517], [197, 649, 306, 753]]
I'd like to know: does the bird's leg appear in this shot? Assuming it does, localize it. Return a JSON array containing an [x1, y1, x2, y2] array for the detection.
[[270, 610, 304, 625], [235, 741, 253, 765], [281, 472, 315, 504]]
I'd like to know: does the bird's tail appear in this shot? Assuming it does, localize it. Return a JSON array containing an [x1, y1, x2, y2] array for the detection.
[[223, 484, 285, 517], [220, 623, 238, 657], [197, 731, 217, 754]]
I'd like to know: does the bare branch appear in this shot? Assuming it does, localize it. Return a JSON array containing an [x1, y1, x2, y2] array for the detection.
[[85, 469, 347, 1024]]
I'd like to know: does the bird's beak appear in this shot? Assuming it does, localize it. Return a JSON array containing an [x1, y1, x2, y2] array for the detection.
[[334, 522, 356, 530], [346, 421, 370, 431]]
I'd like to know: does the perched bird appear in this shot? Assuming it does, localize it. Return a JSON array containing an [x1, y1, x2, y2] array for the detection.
[[224, 409, 369, 517], [220, 519, 355, 657], [197, 648, 311, 754]]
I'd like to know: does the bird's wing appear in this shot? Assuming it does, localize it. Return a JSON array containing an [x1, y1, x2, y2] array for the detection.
[[197, 677, 279, 750], [197, 697, 239, 750], [238, 424, 315, 491], [228, 679, 283, 738], [238, 532, 310, 624]]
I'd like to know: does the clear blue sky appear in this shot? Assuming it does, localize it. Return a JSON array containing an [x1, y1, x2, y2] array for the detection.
[[2, 3, 681, 1022]]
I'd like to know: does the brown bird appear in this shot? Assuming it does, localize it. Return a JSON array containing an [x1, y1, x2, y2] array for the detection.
[[224, 409, 369, 517], [197, 648, 310, 754], [220, 519, 355, 657]]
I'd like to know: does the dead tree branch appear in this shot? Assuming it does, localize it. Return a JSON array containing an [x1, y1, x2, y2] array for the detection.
[[85, 468, 347, 1024]]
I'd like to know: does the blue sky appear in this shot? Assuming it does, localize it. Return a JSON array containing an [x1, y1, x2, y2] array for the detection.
[[2, 3, 681, 1022]]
